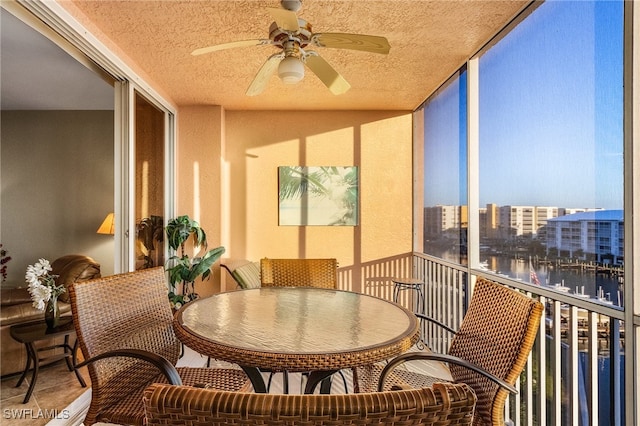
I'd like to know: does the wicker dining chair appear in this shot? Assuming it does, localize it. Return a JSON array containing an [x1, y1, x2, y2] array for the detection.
[[260, 258, 338, 288], [353, 277, 544, 426], [143, 381, 477, 426], [69, 267, 250, 426]]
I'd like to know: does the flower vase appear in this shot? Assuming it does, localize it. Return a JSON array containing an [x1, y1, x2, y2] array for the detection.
[[44, 295, 60, 329]]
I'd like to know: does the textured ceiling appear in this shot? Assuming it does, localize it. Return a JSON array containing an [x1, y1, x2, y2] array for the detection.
[[67, 0, 529, 111]]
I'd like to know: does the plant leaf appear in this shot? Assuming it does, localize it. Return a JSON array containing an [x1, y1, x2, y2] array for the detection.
[[188, 246, 225, 281]]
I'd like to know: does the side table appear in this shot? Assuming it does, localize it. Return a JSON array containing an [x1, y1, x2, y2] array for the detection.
[[391, 277, 425, 314], [9, 317, 87, 403]]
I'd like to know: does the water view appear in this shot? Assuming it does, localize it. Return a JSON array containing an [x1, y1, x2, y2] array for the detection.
[[431, 248, 623, 308], [419, 0, 628, 423], [482, 255, 623, 307]]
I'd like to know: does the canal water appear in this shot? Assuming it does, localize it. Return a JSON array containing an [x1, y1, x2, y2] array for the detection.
[[482, 255, 623, 306], [431, 249, 623, 307]]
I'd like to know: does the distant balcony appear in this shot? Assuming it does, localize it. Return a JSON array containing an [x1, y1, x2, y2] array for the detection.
[[337, 252, 635, 426]]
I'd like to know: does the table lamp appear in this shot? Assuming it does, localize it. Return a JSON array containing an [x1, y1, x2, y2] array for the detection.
[[96, 213, 115, 235]]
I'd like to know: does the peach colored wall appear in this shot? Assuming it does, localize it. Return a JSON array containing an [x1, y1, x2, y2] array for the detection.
[[177, 109, 413, 293], [412, 110, 425, 252], [176, 106, 224, 297], [220, 110, 414, 291]]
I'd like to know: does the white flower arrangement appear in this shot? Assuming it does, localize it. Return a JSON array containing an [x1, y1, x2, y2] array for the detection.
[[25, 258, 64, 311]]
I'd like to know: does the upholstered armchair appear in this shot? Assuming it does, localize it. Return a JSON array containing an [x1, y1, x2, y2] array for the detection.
[[1, 254, 100, 376]]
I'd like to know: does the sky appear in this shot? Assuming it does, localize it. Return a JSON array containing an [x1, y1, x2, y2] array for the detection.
[[424, 0, 624, 210]]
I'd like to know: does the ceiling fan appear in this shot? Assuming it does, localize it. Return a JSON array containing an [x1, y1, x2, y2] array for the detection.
[[191, 0, 390, 96]]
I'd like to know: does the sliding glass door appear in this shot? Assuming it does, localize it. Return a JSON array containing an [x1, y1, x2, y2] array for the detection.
[[6, 1, 177, 274], [133, 91, 166, 270]]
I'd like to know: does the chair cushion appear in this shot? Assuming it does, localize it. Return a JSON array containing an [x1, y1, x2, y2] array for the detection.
[[232, 262, 261, 289], [353, 363, 446, 393]]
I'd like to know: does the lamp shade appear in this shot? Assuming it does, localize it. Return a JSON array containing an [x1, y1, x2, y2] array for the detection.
[[97, 213, 115, 235], [278, 57, 304, 84]]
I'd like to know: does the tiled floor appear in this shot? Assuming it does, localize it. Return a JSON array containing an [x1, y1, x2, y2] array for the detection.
[[0, 359, 91, 426], [0, 346, 214, 426]]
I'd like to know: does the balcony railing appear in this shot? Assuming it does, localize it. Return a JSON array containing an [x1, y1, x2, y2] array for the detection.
[[337, 252, 634, 426]]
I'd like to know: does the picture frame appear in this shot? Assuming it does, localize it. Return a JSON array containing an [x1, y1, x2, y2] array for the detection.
[[278, 166, 358, 226]]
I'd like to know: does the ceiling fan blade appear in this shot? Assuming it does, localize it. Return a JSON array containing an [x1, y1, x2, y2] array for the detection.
[[304, 53, 351, 95], [311, 33, 390, 54], [192, 39, 272, 56], [246, 53, 284, 96], [267, 7, 300, 32]]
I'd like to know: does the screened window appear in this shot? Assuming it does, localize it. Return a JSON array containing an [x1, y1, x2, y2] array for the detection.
[[478, 1, 624, 304], [422, 69, 468, 265]]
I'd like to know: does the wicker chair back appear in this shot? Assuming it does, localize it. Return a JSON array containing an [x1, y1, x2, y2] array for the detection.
[[144, 381, 477, 426], [354, 277, 543, 426], [447, 278, 543, 425], [260, 258, 338, 288], [69, 267, 248, 425]]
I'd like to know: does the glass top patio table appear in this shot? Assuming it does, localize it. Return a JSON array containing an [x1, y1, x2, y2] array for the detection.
[[173, 287, 419, 393]]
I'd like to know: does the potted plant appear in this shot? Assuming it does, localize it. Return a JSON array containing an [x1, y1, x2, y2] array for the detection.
[[164, 215, 225, 309], [136, 215, 164, 268]]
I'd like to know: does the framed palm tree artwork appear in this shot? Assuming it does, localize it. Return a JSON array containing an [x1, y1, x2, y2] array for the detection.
[[278, 166, 358, 226]]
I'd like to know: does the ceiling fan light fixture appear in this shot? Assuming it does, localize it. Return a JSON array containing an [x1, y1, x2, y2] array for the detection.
[[278, 56, 305, 84], [281, 0, 302, 12]]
